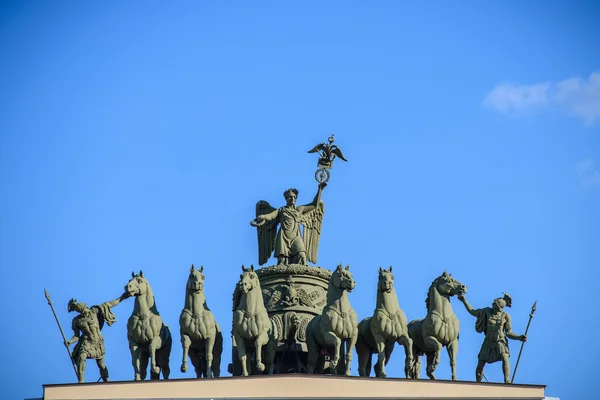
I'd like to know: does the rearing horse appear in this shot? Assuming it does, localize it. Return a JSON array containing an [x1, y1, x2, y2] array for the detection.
[[356, 266, 413, 378], [232, 265, 276, 376], [407, 271, 466, 380], [125, 271, 172, 380], [179, 264, 222, 378], [306, 264, 358, 376]]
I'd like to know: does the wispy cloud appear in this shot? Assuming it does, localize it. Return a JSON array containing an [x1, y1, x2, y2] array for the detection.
[[576, 158, 600, 187], [484, 72, 600, 125]]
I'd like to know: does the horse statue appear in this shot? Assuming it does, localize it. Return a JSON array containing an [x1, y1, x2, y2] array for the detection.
[[125, 271, 172, 380], [232, 265, 277, 376], [407, 271, 467, 380], [356, 266, 413, 378], [179, 264, 223, 378], [306, 264, 358, 376]]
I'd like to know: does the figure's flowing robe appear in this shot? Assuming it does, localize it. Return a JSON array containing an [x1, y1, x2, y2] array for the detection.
[[72, 303, 117, 360], [274, 206, 305, 259], [473, 307, 511, 363]]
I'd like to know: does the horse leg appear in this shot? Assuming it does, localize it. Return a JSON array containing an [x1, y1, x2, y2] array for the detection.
[[139, 350, 149, 381], [180, 334, 191, 373], [425, 352, 436, 380], [306, 331, 319, 374], [447, 339, 458, 381], [344, 334, 357, 377], [321, 331, 342, 375], [129, 342, 142, 381], [410, 347, 422, 379], [158, 329, 171, 380], [397, 334, 414, 379], [212, 344, 222, 378], [190, 349, 202, 378], [423, 336, 442, 379], [355, 335, 369, 377], [96, 357, 109, 382], [372, 332, 387, 378], [336, 341, 346, 376], [234, 334, 249, 376], [254, 330, 269, 372], [205, 334, 216, 378], [265, 334, 278, 375], [149, 335, 162, 377]]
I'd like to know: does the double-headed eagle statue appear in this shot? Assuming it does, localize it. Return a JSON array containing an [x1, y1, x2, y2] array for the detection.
[[250, 135, 347, 266]]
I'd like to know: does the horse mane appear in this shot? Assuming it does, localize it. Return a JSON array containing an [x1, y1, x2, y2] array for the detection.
[[425, 277, 442, 312]]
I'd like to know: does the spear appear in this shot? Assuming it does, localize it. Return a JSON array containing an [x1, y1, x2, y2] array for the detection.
[[44, 289, 78, 378], [511, 300, 537, 383]]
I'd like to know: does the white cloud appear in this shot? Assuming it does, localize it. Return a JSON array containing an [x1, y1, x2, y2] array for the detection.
[[484, 71, 600, 125], [576, 158, 600, 187], [555, 72, 600, 125], [483, 82, 550, 112]]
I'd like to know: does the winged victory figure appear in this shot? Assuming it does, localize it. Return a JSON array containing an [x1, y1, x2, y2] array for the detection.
[[250, 182, 326, 266]]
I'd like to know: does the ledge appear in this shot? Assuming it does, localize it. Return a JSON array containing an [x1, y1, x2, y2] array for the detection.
[[43, 374, 546, 400]]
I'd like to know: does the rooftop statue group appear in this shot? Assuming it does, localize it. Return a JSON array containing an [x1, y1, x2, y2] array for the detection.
[[45, 136, 535, 385]]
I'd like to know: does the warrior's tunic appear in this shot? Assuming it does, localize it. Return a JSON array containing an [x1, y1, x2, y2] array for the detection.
[[473, 307, 512, 364], [72, 303, 116, 360]]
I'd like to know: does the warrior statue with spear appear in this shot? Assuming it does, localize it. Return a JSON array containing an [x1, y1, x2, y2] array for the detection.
[[45, 289, 130, 383], [457, 292, 531, 384]]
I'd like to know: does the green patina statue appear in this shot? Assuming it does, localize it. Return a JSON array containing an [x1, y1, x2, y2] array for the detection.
[[180, 264, 223, 378], [356, 266, 413, 378], [125, 271, 172, 380], [250, 182, 326, 266], [306, 264, 358, 376], [457, 292, 527, 384], [64, 294, 129, 383], [407, 272, 467, 380], [232, 265, 277, 376]]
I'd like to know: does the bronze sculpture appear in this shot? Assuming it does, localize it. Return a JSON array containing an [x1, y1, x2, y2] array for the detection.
[[180, 265, 223, 378], [125, 271, 172, 380], [251, 182, 326, 266], [62, 293, 128, 383], [457, 293, 527, 383], [407, 272, 467, 380], [42, 136, 541, 386], [250, 134, 348, 267], [306, 264, 358, 376], [232, 265, 277, 376], [356, 266, 413, 378]]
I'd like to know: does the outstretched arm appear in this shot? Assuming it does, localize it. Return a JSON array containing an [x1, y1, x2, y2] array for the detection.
[[505, 314, 527, 342], [298, 182, 326, 213], [105, 292, 130, 308], [457, 294, 480, 317], [256, 208, 278, 224]]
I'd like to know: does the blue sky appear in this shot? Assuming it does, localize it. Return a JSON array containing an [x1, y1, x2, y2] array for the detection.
[[1, 2, 599, 399]]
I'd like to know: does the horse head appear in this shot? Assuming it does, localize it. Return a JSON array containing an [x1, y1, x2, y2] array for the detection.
[[125, 270, 150, 298], [332, 264, 356, 292], [238, 265, 259, 295], [432, 271, 467, 297], [378, 266, 394, 293], [187, 264, 205, 293]]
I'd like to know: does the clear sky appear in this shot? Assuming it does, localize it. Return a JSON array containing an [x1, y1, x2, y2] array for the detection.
[[1, 2, 598, 400]]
